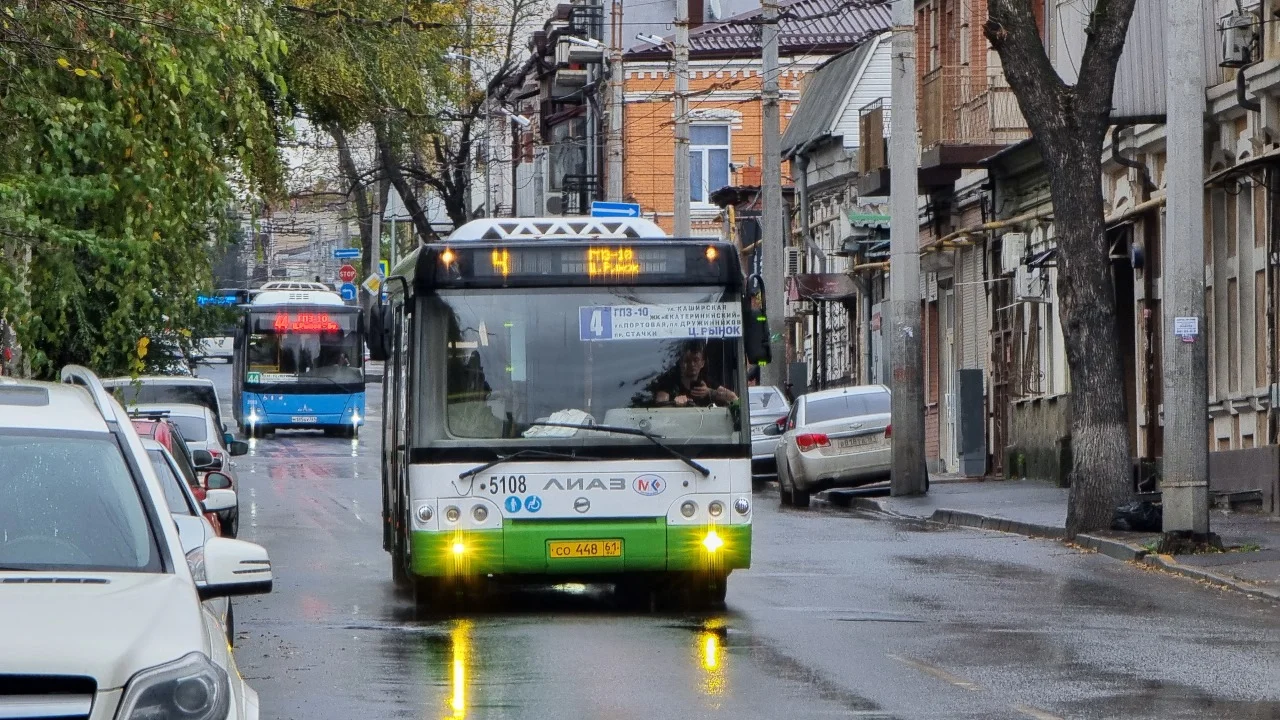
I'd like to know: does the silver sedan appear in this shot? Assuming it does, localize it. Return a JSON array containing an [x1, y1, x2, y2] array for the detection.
[[773, 385, 893, 507]]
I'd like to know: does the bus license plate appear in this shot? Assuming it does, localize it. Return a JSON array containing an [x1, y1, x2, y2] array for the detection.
[[548, 539, 622, 559], [291, 416, 318, 423]]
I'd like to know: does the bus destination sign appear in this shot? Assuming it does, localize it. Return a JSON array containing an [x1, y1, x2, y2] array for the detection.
[[273, 312, 341, 333], [471, 245, 689, 280]]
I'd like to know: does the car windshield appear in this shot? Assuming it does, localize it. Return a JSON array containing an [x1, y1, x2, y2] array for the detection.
[[245, 308, 363, 389], [805, 391, 891, 424], [0, 432, 160, 571], [749, 387, 787, 414], [147, 449, 196, 516], [417, 287, 745, 448], [168, 414, 207, 442]]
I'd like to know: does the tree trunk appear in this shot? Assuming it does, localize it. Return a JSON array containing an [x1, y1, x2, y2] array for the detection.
[[374, 121, 437, 244], [984, 0, 1138, 537], [330, 124, 373, 259], [1040, 139, 1133, 537]]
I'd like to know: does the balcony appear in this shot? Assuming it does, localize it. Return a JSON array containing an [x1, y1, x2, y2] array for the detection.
[[857, 65, 1029, 196], [920, 66, 1029, 167]]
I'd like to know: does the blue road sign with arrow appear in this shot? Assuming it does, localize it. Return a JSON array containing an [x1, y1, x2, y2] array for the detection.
[[591, 201, 641, 218], [333, 248, 360, 259], [339, 283, 357, 301]]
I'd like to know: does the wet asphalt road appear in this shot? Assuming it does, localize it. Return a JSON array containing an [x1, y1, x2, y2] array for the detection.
[[201, 363, 1280, 720]]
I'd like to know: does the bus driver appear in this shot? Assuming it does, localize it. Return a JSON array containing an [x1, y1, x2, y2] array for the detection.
[[649, 341, 738, 407]]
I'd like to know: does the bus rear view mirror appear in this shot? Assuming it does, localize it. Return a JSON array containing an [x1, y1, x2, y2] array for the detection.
[[366, 305, 389, 361], [743, 280, 771, 366]]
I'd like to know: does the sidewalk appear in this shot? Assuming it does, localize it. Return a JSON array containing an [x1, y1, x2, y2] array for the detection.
[[823, 478, 1280, 602]]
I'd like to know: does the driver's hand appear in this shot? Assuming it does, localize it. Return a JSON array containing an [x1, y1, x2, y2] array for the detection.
[[674, 395, 690, 406], [690, 383, 710, 399]]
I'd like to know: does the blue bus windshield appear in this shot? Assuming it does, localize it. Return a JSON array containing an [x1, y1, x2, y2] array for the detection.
[[245, 310, 363, 389]]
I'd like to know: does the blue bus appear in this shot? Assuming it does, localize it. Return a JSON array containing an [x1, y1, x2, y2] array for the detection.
[[232, 289, 366, 438]]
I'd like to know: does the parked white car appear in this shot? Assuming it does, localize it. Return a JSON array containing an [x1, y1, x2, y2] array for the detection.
[[0, 366, 272, 720], [102, 375, 229, 440], [749, 385, 791, 488], [199, 335, 235, 363], [773, 384, 894, 507], [142, 437, 238, 644]]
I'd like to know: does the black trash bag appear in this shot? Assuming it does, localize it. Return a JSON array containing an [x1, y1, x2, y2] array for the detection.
[[1111, 501, 1162, 532]]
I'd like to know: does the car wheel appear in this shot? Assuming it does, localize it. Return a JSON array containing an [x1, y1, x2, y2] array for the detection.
[[792, 488, 811, 508], [225, 601, 235, 646], [225, 509, 239, 539], [777, 463, 793, 506]]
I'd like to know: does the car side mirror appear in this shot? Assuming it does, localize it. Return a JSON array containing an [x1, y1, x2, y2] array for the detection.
[[197, 537, 273, 600], [227, 440, 249, 456], [762, 422, 781, 436], [192, 449, 217, 470], [205, 471, 233, 490], [201, 487, 236, 513]]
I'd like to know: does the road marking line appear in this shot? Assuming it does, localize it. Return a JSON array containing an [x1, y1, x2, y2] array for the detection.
[[1013, 704, 1065, 720], [885, 653, 979, 691]]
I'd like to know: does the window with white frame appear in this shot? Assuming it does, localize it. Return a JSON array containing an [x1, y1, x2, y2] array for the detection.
[[690, 125, 730, 204]]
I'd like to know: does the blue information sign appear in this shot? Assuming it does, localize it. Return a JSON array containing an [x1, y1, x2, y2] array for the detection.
[[339, 283, 357, 301], [333, 247, 361, 259], [590, 201, 641, 218]]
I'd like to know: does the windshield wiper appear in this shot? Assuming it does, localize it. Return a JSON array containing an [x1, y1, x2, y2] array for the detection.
[[524, 422, 711, 477], [459, 448, 600, 479]]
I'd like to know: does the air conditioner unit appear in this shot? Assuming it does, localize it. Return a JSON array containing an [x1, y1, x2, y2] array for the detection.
[[1000, 232, 1026, 275], [1014, 265, 1049, 302], [1221, 11, 1256, 68], [785, 247, 805, 276]]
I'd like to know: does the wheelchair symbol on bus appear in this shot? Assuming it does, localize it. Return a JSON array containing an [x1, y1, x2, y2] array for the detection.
[[524, 495, 543, 513]]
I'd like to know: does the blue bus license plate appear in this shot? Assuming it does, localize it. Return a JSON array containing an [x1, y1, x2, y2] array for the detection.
[[291, 416, 318, 423]]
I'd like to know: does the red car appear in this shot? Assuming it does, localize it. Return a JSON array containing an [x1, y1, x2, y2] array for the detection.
[[132, 417, 231, 536]]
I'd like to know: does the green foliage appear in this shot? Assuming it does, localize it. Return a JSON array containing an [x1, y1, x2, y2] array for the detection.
[[0, 0, 288, 378]]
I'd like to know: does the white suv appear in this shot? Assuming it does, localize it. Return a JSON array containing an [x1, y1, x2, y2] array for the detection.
[[0, 366, 272, 720]]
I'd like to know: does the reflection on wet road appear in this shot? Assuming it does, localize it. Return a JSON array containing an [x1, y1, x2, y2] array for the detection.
[[202, 364, 1280, 720]]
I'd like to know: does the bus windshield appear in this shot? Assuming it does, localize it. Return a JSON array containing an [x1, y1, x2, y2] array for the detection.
[[245, 309, 363, 390], [419, 287, 745, 448]]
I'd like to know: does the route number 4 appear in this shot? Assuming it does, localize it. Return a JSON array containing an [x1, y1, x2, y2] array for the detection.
[[590, 309, 604, 337]]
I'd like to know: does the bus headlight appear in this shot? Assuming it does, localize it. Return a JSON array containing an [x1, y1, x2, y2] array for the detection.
[[472, 505, 488, 522], [416, 505, 433, 523], [680, 500, 698, 518], [702, 531, 724, 553], [708, 501, 724, 518], [350, 408, 361, 425], [734, 498, 750, 515], [444, 506, 460, 523]]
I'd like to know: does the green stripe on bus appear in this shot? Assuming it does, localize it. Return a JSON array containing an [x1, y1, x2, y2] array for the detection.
[[409, 520, 751, 577]]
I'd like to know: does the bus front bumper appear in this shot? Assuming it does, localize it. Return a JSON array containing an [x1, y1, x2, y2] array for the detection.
[[409, 519, 751, 577]]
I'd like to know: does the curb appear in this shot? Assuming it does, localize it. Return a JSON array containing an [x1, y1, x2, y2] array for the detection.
[[1142, 554, 1280, 603], [815, 497, 1280, 603]]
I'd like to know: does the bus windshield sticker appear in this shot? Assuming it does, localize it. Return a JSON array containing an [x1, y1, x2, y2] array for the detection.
[[578, 302, 742, 342]]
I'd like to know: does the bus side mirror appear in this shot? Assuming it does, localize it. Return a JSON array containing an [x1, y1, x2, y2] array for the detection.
[[743, 292, 771, 366], [366, 305, 389, 361]]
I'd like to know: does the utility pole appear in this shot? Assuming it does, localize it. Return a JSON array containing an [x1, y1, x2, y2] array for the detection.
[[759, 0, 785, 389], [607, 0, 625, 201], [888, 0, 926, 496], [1161, 0, 1210, 538], [673, 0, 691, 235]]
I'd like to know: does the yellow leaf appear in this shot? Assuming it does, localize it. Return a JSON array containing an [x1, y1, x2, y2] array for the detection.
[[74, 68, 87, 77], [152, 231, 161, 240], [56, 57, 70, 69], [124, 147, 132, 158], [133, 113, 143, 124]]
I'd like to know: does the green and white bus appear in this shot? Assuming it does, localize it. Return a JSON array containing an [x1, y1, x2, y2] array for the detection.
[[368, 217, 771, 609]]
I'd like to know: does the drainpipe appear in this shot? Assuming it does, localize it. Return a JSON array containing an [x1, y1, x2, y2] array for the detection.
[[794, 150, 827, 389], [1238, 60, 1261, 113], [1111, 125, 1157, 195]]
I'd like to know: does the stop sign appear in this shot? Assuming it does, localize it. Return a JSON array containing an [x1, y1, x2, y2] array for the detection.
[[338, 264, 357, 283]]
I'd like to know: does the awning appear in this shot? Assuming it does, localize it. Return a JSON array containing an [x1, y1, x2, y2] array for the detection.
[[793, 273, 859, 300], [1028, 247, 1057, 267], [1204, 144, 1280, 187]]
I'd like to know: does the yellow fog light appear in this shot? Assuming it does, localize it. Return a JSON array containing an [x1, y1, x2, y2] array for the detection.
[[452, 541, 466, 556], [702, 530, 723, 553]]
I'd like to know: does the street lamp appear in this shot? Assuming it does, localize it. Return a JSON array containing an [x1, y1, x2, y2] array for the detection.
[[635, 33, 667, 47], [563, 36, 606, 50]]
